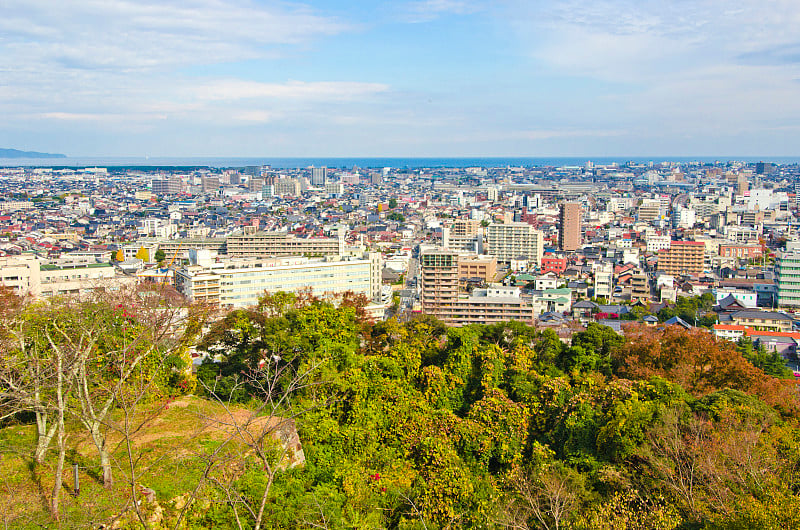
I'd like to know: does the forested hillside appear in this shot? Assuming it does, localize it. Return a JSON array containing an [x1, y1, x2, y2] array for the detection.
[[2, 286, 800, 529]]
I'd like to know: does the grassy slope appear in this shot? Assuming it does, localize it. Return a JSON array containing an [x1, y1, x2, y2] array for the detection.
[[0, 395, 269, 528]]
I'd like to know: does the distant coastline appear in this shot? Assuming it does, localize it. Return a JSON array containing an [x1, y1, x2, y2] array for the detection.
[[1, 155, 798, 169], [0, 148, 66, 159]]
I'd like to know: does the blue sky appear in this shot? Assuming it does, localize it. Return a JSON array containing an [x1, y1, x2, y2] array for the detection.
[[2, 0, 800, 157]]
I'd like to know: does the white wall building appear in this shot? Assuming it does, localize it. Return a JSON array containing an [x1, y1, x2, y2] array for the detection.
[[175, 251, 383, 309]]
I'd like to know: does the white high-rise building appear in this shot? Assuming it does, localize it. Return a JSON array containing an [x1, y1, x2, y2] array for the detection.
[[486, 223, 544, 265]]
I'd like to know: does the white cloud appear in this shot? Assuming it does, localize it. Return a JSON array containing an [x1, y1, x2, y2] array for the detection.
[[0, 0, 350, 72], [191, 80, 390, 102]]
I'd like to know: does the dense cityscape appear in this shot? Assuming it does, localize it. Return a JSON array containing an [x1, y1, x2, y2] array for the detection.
[[2, 159, 800, 355]]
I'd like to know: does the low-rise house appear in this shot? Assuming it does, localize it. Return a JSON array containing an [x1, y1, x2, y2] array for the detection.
[[719, 310, 793, 332]]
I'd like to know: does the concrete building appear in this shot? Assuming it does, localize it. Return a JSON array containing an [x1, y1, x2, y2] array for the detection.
[[457, 255, 497, 284], [226, 231, 344, 259], [310, 166, 327, 186], [657, 241, 705, 276], [439, 287, 536, 326], [0, 254, 124, 297], [638, 199, 661, 223], [630, 271, 650, 303], [594, 265, 613, 299], [420, 249, 460, 319], [486, 222, 545, 265], [646, 234, 671, 253], [174, 250, 381, 309], [151, 176, 183, 195], [776, 251, 800, 307], [559, 202, 581, 251]]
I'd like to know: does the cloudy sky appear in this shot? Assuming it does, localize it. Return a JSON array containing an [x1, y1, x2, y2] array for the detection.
[[2, 0, 800, 157]]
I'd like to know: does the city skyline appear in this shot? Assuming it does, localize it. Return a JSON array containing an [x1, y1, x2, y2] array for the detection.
[[3, 1, 800, 158]]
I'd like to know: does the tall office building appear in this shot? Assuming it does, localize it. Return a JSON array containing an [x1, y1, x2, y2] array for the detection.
[[311, 166, 327, 186], [559, 202, 581, 252]]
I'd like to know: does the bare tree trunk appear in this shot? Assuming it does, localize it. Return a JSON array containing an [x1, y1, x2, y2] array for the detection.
[[50, 352, 66, 519], [34, 411, 57, 464], [91, 423, 113, 487]]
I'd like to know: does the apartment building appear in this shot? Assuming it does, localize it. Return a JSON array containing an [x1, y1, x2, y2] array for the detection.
[[226, 231, 344, 258], [0, 254, 125, 297], [420, 249, 460, 318], [657, 241, 705, 276], [486, 222, 544, 265], [174, 250, 382, 309], [442, 287, 535, 326], [559, 202, 581, 251], [776, 251, 800, 307]]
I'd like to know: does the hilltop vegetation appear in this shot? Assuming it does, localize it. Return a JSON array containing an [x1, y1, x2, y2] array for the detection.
[[2, 286, 800, 529]]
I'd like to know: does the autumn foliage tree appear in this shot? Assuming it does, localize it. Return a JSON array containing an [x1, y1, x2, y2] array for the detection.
[[613, 325, 799, 416]]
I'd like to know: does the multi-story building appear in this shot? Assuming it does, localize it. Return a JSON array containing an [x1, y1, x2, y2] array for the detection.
[[274, 178, 302, 196], [657, 241, 705, 276], [637, 199, 661, 223], [776, 251, 800, 307], [630, 271, 650, 303], [226, 231, 344, 258], [420, 250, 460, 319], [0, 254, 126, 297], [646, 234, 671, 253], [457, 255, 497, 284], [719, 244, 762, 260], [443, 287, 535, 326], [151, 176, 183, 195], [310, 166, 327, 186], [541, 255, 567, 275], [174, 250, 381, 309], [594, 265, 613, 299], [486, 223, 544, 265], [157, 238, 228, 262], [559, 202, 581, 251]]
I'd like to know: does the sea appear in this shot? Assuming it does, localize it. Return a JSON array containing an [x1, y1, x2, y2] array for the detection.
[[1, 156, 800, 170]]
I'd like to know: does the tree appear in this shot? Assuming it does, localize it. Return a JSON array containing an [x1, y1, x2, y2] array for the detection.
[[388, 198, 398, 209], [503, 463, 584, 530], [614, 325, 799, 415], [154, 248, 166, 264]]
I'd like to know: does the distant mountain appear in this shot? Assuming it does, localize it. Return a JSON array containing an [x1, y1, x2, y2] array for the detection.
[[0, 148, 66, 158]]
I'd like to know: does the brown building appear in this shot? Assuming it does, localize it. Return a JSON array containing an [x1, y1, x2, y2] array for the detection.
[[657, 241, 705, 276], [458, 255, 497, 284], [630, 271, 650, 303], [559, 202, 581, 252], [719, 244, 762, 259], [444, 288, 535, 326], [420, 250, 460, 318]]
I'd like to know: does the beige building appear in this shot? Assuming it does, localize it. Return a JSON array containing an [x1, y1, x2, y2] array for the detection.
[[458, 255, 497, 283], [657, 241, 705, 276], [441, 287, 535, 326], [226, 231, 344, 259], [486, 223, 545, 265], [0, 254, 127, 297]]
